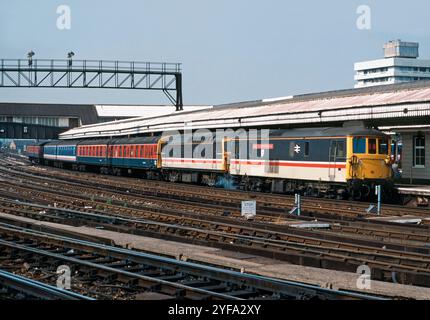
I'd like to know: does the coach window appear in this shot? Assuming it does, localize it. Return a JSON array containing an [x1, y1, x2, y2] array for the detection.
[[368, 139, 377, 154], [353, 137, 366, 154], [414, 136, 425, 168]]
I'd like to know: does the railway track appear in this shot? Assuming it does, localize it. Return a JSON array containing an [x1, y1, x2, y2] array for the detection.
[[0, 222, 383, 300], [2, 155, 429, 221], [3, 160, 430, 238], [1, 165, 430, 250], [0, 269, 93, 300], [0, 195, 429, 288], [1, 155, 430, 291]]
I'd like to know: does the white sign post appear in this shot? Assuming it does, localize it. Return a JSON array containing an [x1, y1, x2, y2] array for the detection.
[[241, 200, 256, 220]]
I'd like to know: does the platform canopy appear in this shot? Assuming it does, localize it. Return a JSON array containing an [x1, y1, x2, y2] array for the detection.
[[60, 81, 430, 139]]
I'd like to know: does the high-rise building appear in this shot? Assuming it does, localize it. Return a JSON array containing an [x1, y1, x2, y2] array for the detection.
[[354, 40, 430, 88]]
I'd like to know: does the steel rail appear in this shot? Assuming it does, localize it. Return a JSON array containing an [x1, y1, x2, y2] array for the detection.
[[0, 269, 94, 300], [5, 161, 429, 219], [0, 222, 383, 300], [0, 198, 429, 289]]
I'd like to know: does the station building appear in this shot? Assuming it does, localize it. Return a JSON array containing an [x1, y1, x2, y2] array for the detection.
[[355, 40, 430, 88], [0, 103, 210, 151]]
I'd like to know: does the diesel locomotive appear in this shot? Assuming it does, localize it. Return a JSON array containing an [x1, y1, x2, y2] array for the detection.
[[27, 126, 394, 200]]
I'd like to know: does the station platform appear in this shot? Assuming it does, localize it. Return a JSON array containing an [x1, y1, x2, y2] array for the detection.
[[397, 185, 430, 196], [1, 211, 429, 299], [396, 184, 430, 206], [366, 215, 425, 225]]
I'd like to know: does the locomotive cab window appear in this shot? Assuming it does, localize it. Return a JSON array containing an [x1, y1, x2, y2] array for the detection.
[[353, 138, 366, 154], [368, 139, 377, 154]]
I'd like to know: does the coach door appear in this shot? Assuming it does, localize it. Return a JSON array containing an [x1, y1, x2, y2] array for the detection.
[[329, 140, 346, 182], [107, 143, 113, 168], [328, 141, 337, 181], [222, 138, 230, 172]]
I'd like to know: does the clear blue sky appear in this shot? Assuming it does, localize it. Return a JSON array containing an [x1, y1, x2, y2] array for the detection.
[[0, 0, 429, 105]]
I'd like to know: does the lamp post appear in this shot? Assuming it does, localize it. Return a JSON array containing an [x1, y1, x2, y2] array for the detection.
[[67, 51, 75, 67], [27, 50, 35, 67]]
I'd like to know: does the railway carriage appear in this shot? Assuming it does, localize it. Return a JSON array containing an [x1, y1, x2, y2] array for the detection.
[[160, 133, 225, 185], [56, 140, 77, 164], [108, 137, 159, 176], [74, 137, 159, 175], [76, 139, 110, 171], [26, 142, 47, 164], [42, 141, 58, 164], [42, 140, 77, 168]]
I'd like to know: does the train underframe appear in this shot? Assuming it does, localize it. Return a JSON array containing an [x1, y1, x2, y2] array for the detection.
[[38, 159, 395, 201], [159, 169, 396, 201]]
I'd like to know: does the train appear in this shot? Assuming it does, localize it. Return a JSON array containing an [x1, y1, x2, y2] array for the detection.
[[26, 126, 394, 200]]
